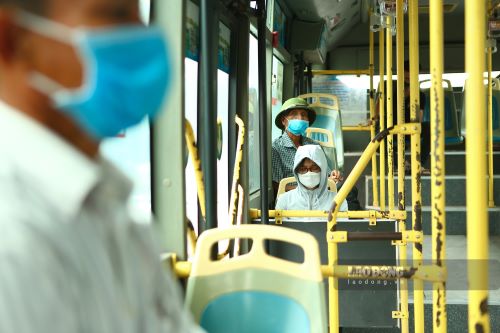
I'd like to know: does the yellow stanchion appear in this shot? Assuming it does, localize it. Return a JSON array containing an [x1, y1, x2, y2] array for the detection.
[[408, 1, 425, 332], [386, 15, 395, 211], [430, 0, 447, 331], [218, 116, 245, 259], [326, 124, 418, 333], [185, 120, 206, 220], [379, 29, 387, 210], [395, 3, 409, 332], [369, 23, 380, 208], [487, 42, 495, 208], [465, 0, 491, 331], [310, 69, 371, 76]]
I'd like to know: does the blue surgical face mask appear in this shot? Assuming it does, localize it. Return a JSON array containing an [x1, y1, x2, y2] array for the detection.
[[286, 119, 309, 136], [16, 11, 171, 139]]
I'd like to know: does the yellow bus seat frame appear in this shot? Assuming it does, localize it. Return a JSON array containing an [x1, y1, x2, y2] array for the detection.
[[306, 127, 339, 171], [277, 176, 338, 199], [185, 225, 327, 333], [298, 93, 345, 171]]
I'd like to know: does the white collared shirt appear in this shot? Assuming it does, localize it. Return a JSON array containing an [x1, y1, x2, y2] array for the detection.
[[0, 101, 203, 333]]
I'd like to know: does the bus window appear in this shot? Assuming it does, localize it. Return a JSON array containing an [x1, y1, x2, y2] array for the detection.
[[184, 58, 199, 233], [184, 18, 231, 242], [248, 34, 261, 194], [100, 119, 152, 224], [271, 55, 284, 141]]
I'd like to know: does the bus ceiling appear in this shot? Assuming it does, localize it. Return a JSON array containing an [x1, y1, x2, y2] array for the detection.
[[282, 0, 468, 65]]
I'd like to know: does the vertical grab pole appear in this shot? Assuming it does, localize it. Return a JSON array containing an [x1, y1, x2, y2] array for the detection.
[[409, 0, 425, 332], [395, 2, 409, 332], [466, 0, 491, 331], [199, 0, 219, 232], [386, 16, 394, 210], [430, 0, 447, 331], [379, 29, 386, 210], [369, 23, 379, 208], [257, 0, 269, 225], [487, 36, 495, 208]]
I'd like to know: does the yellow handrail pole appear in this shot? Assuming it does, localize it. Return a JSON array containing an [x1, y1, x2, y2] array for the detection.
[[409, 0, 425, 332], [487, 38, 495, 208], [327, 135, 383, 333], [465, 0, 491, 331], [380, 29, 387, 210], [185, 120, 206, 220], [369, 21, 380, 208], [310, 69, 371, 76], [430, 0, 447, 331], [326, 124, 415, 333], [386, 16, 395, 210], [218, 116, 246, 259], [396, 2, 409, 332], [228, 116, 245, 226]]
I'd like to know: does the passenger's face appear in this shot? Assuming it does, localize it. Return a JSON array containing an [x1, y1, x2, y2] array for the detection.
[[296, 158, 321, 174], [8, 0, 140, 90], [281, 108, 309, 128]]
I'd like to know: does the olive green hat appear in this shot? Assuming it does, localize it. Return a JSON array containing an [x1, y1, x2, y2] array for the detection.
[[274, 97, 316, 130]]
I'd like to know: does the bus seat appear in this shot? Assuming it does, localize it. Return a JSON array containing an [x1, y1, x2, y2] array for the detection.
[[420, 79, 463, 145], [298, 93, 345, 171], [185, 225, 328, 333], [306, 127, 339, 171], [461, 78, 500, 143], [277, 176, 337, 200]]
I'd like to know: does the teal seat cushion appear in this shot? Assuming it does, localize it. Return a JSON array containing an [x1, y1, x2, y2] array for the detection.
[[200, 291, 310, 333], [445, 136, 464, 145]]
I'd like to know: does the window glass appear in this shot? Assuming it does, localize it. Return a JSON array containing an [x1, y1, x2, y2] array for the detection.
[[312, 75, 370, 126], [248, 34, 261, 194], [100, 119, 152, 224], [139, 0, 150, 24], [273, 1, 287, 48], [184, 58, 199, 233], [271, 55, 284, 141], [184, 23, 231, 254]]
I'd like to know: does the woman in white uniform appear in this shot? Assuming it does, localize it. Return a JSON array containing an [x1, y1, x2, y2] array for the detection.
[[276, 145, 348, 212]]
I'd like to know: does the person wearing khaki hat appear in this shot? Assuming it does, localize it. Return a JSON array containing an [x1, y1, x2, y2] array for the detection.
[[271, 97, 343, 199]]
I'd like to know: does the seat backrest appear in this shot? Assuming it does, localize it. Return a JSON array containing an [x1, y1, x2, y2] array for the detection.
[[185, 225, 327, 333], [277, 176, 337, 200], [420, 79, 463, 145], [306, 127, 339, 171], [298, 93, 345, 171], [461, 78, 500, 142]]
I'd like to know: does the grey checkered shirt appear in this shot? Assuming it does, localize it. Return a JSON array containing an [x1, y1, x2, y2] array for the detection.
[[272, 133, 331, 183]]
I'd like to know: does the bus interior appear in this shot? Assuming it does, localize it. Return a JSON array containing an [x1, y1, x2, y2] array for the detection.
[[101, 0, 500, 332]]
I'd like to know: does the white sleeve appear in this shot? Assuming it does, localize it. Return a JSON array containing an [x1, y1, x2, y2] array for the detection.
[[275, 193, 287, 210]]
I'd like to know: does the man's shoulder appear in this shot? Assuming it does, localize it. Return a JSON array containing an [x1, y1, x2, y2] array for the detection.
[[272, 133, 286, 148]]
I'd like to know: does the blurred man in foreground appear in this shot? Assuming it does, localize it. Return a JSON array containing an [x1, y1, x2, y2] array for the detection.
[[0, 0, 202, 331]]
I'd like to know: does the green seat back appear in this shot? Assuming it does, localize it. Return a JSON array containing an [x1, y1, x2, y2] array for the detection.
[[298, 93, 345, 171], [186, 225, 328, 333]]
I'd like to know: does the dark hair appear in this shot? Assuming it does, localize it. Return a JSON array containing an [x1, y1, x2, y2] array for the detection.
[[0, 0, 44, 14]]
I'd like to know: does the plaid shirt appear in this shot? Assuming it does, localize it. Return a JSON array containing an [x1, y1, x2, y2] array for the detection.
[[272, 133, 329, 183]]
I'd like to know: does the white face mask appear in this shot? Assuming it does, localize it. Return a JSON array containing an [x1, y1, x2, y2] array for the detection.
[[298, 171, 321, 189]]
